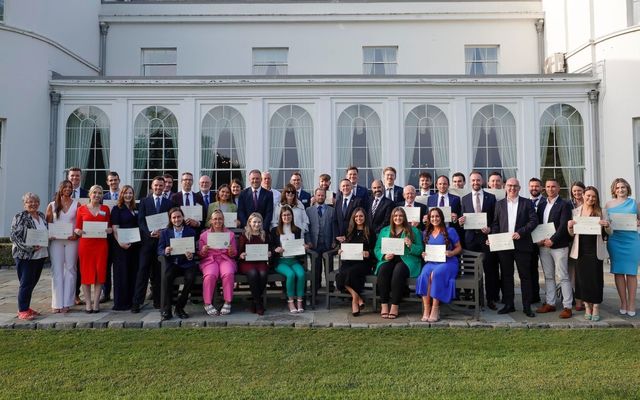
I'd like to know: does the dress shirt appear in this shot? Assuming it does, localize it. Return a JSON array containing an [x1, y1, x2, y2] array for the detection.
[[109, 191, 119, 200], [163, 191, 171, 199], [542, 196, 558, 224], [506, 196, 519, 233], [438, 193, 450, 207], [342, 193, 353, 209], [72, 188, 81, 199], [385, 187, 395, 201], [530, 196, 542, 212], [181, 191, 195, 206], [420, 191, 430, 196], [174, 228, 183, 239]]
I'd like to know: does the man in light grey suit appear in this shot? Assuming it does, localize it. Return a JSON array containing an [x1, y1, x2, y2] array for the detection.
[[307, 188, 335, 294]]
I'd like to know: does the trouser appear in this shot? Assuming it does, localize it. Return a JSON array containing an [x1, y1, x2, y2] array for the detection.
[[539, 246, 572, 309], [112, 244, 138, 310], [102, 235, 116, 299], [529, 246, 541, 302], [160, 259, 197, 314], [498, 250, 533, 309], [245, 268, 268, 305], [275, 258, 306, 298], [133, 238, 161, 307], [201, 259, 235, 304], [49, 239, 78, 309], [377, 259, 410, 305], [313, 245, 330, 291], [15, 258, 45, 312]]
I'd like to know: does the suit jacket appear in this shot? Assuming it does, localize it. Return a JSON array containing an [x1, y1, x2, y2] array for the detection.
[[352, 184, 370, 205], [426, 192, 462, 217], [535, 197, 572, 248], [138, 195, 174, 237], [171, 191, 206, 226], [157, 226, 197, 269], [368, 196, 394, 234], [306, 204, 335, 250], [72, 187, 89, 199], [384, 185, 404, 204], [298, 189, 312, 209], [198, 191, 215, 209], [400, 201, 428, 231], [492, 196, 539, 252], [103, 191, 119, 201], [333, 196, 364, 237], [461, 190, 497, 250], [237, 187, 274, 230]]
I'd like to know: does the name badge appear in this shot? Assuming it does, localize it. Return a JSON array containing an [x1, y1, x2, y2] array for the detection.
[[98, 211, 106, 216]]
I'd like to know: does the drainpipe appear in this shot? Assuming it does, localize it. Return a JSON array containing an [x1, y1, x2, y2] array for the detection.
[[535, 19, 545, 74], [49, 91, 61, 200], [588, 89, 601, 188], [99, 22, 109, 76]]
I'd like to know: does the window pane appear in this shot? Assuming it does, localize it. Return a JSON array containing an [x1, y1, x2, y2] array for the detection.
[[405, 105, 449, 187], [144, 65, 177, 76], [65, 106, 110, 189], [363, 46, 398, 75], [472, 104, 516, 180], [336, 104, 382, 186], [143, 49, 177, 64], [465, 46, 499, 75]]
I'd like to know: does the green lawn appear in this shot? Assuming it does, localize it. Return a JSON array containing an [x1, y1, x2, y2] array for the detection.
[[1, 328, 639, 399]]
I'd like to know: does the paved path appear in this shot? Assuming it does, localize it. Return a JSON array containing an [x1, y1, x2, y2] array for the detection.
[[0, 265, 638, 330]]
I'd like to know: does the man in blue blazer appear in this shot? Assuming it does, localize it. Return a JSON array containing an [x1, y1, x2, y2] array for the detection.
[[333, 179, 364, 241], [290, 171, 312, 209], [382, 166, 404, 204], [399, 185, 429, 231], [346, 166, 370, 205], [67, 167, 89, 199], [528, 177, 546, 304], [237, 169, 273, 230], [367, 179, 394, 234], [307, 188, 336, 292], [427, 176, 463, 242], [170, 172, 205, 232]]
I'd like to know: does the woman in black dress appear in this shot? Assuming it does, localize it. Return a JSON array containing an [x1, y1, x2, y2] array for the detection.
[[110, 185, 139, 311]]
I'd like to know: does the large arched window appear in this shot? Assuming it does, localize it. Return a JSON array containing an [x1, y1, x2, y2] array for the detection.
[[133, 106, 178, 197], [269, 105, 314, 191], [65, 106, 110, 189], [201, 106, 246, 189], [472, 104, 517, 180], [337, 104, 382, 186], [540, 104, 584, 196], [404, 104, 449, 188]]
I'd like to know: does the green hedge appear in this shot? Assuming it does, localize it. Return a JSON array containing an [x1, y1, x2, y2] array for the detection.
[[0, 241, 14, 267]]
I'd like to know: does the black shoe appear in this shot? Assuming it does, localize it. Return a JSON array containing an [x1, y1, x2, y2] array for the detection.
[[532, 297, 542, 304], [153, 303, 161, 310], [487, 300, 497, 311], [99, 296, 111, 304], [498, 305, 515, 314], [175, 308, 189, 319], [523, 308, 536, 318], [161, 312, 172, 321], [131, 304, 140, 314]]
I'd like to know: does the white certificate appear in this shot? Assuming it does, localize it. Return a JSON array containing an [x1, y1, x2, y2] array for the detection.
[[573, 216, 602, 235], [26, 229, 49, 247], [82, 221, 108, 238], [403, 207, 421, 223], [449, 188, 470, 198], [485, 189, 506, 200], [463, 213, 487, 230], [282, 238, 306, 256], [609, 213, 638, 232], [116, 228, 141, 244], [341, 243, 364, 260], [381, 237, 405, 256], [325, 190, 334, 205], [170, 237, 195, 255], [207, 232, 231, 249], [424, 244, 446, 262], [531, 222, 556, 243], [77, 198, 90, 205], [102, 200, 118, 209], [245, 244, 268, 261], [488, 233, 515, 252], [146, 212, 168, 232], [181, 205, 203, 221], [48, 222, 73, 239], [416, 195, 429, 205], [429, 206, 452, 222], [223, 212, 238, 228]]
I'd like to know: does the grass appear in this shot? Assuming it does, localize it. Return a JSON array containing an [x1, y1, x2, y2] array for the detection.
[[1, 328, 640, 399]]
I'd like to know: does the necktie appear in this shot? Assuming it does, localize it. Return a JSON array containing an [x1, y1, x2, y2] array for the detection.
[[372, 198, 379, 215], [253, 190, 258, 209], [318, 205, 323, 218], [439, 195, 445, 207], [203, 193, 209, 209], [343, 197, 348, 211], [155, 196, 161, 213], [113, 192, 118, 200], [387, 188, 393, 201], [474, 192, 481, 213], [72, 189, 77, 199], [531, 198, 537, 210], [185, 193, 190, 206]]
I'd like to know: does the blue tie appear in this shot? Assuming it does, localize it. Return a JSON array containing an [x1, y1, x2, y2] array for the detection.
[[155, 197, 161, 213], [318, 205, 323, 218]]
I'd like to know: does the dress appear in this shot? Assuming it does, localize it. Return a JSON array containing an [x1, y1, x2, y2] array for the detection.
[[76, 205, 110, 285], [575, 234, 604, 304], [606, 198, 640, 275], [415, 227, 460, 303], [336, 229, 376, 294], [238, 233, 270, 274]]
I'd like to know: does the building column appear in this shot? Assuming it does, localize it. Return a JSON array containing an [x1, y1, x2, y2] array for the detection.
[[99, 22, 109, 76], [588, 89, 601, 188], [48, 91, 61, 200], [535, 19, 545, 74]]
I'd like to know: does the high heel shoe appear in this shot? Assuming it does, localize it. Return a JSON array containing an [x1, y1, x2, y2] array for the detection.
[[288, 300, 297, 314], [296, 299, 305, 313]]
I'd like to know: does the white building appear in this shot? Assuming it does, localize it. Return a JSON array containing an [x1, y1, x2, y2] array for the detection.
[[1, 0, 637, 235]]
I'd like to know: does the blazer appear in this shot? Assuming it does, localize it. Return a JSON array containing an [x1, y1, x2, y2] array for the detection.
[[170, 191, 205, 208], [333, 195, 364, 238], [568, 205, 608, 260], [535, 197, 572, 248], [352, 184, 370, 205], [491, 196, 539, 252], [306, 204, 335, 250], [461, 190, 496, 250], [367, 196, 394, 234], [198, 191, 215, 208], [157, 226, 197, 269], [399, 201, 428, 231], [138, 195, 174, 237], [298, 189, 312, 209], [373, 225, 424, 278], [237, 187, 274, 230], [384, 185, 404, 204], [103, 191, 120, 201], [426, 192, 462, 217]]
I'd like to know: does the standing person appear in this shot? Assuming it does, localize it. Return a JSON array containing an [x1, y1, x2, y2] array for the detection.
[[162, 173, 175, 200], [346, 166, 370, 204], [262, 170, 281, 206], [311, 174, 335, 206], [334, 179, 364, 242], [487, 171, 504, 190], [110, 185, 139, 311], [418, 172, 434, 196], [528, 177, 545, 304], [46, 180, 79, 313], [416, 208, 462, 322], [307, 188, 335, 293], [568, 181, 586, 311], [199, 210, 238, 316], [238, 213, 271, 315], [568, 186, 609, 321], [490, 178, 538, 317], [382, 166, 404, 203], [400, 185, 428, 231], [230, 178, 243, 207], [237, 169, 273, 230], [605, 178, 640, 317], [10, 193, 48, 320], [74, 185, 112, 313], [198, 175, 214, 217], [102, 171, 121, 303], [367, 179, 394, 234], [272, 184, 310, 233], [205, 184, 238, 227], [290, 171, 312, 209], [570, 181, 586, 209], [451, 172, 466, 189], [170, 172, 204, 233], [336, 207, 376, 316], [67, 167, 87, 306], [103, 171, 121, 201], [427, 175, 462, 225], [374, 207, 423, 319]]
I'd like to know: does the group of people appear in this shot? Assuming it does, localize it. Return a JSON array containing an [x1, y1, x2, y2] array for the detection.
[[10, 164, 640, 323]]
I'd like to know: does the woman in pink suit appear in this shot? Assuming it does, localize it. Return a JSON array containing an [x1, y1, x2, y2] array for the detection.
[[199, 209, 237, 316]]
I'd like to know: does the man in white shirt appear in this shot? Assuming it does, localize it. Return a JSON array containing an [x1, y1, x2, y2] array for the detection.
[[104, 171, 121, 200], [170, 172, 203, 230], [261, 170, 281, 206], [382, 166, 403, 203], [401, 185, 428, 230], [418, 172, 434, 196], [452, 172, 466, 189], [290, 171, 311, 208], [162, 173, 175, 199], [67, 167, 88, 199], [528, 177, 545, 304]]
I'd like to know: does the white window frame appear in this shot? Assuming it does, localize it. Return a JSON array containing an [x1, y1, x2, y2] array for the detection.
[[628, 0, 640, 26], [65, 106, 110, 189], [252, 48, 288, 75], [141, 48, 177, 76], [363, 46, 398, 75], [465, 45, 499, 75], [0, 118, 4, 167], [634, 117, 640, 194]]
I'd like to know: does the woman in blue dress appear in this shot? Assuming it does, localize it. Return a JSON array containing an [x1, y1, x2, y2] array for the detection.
[[416, 207, 462, 322], [605, 178, 640, 317]]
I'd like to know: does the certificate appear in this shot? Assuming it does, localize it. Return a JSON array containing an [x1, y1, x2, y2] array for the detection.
[[463, 213, 487, 230], [223, 212, 238, 228], [146, 212, 168, 232], [26, 229, 49, 247], [282, 238, 306, 256], [103, 200, 118, 209], [485, 189, 506, 200], [573, 216, 601, 235], [416, 195, 429, 205], [207, 232, 231, 249], [609, 213, 638, 232], [341, 243, 364, 261], [424, 244, 446, 262], [381, 237, 405, 255], [449, 188, 470, 198], [531, 222, 556, 243], [488, 233, 514, 252], [429, 206, 452, 222], [403, 207, 421, 223], [325, 190, 334, 205], [83, 221, 108, 238], [77, 198, 90, 206], [245, 244, 268, 261], [116, 228, 141, 244], [170, 237, 195, 255], [48, 222, 73, 239], [181, 205, 203, 221]]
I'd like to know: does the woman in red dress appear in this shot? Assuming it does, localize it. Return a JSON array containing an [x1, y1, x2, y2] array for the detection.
[[74, 185, 112, 313]]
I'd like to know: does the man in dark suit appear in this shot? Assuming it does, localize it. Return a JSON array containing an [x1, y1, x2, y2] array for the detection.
[[306, 188, 335, 292], [101, 171, 121, 303], [490, 177, 539, 317], [382, 166, 404, 204], [346, 166, 370, 205], [528, 177, 545, 304], [290, 171, 311, 209], [67, 167, 88, 199], [162, 173, 175, 200], [418, 172, 434, 196], [368, 179, 394, 234], [400, 185, 428, 231], [103, 171, 121, 201], [535, 178, 573, 318], [133, 176, 174, 313], [197, 174, 214, 213], [238, 169, 273, 230], [458, 171, 499, 309], [170, 172, 204, 231], [427, 175, 462, 235], [333, 179, 363, 242]]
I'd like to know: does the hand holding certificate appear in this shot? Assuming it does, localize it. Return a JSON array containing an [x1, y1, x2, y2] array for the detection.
[[531, 222, 556, 243], [146, 213, 168, 232], [116, 227, 141, 244], [181, 205, 203, 221], [245, 244, 268, 261], [402, 207, 421, 223], [573, 216, 601, 235], [223, 212, 238, 228], [83, 221, 108, 238], [487, 233, 514, 252], [609, 213, 638, 231], [26, 229, 49, 247], [462, 213, 487, 230], [169, 237, 195, 256], [381, 237, 405, 255], [282, 238, 306, 256], [207, 232, 231, 249], [48, 222, 73, 239], [341, 243, 364, 260], [424, 244, 446, 262]]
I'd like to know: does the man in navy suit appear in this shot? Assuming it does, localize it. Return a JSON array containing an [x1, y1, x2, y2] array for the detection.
[[162, 173, 175, 200], [197, 175, 214, 213], [67, 167, 88, 199], [238, 169, 273, 230], [170, 172, 204, 231], [458, 171, 499, 309], [418, 172, 434, 196], [333, 179, 363, 242], [528, 177, 545, 304], [427, 175, 462, 227], [103, 171, 121, 201], [382, 166, 404, 204], [490, 177, 539, 317], [101, 171, 121, 303], [368, 179, 394, 234], [290, 171, 311, 209], [346, 166, 370, 205], [307, 188, 335, 292], [400, 185, 429, 231], [132, 176, 174, 313]]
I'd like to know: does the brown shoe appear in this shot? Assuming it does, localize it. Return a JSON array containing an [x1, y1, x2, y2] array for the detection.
[[559, 308, 573, 319], [536, 303, 557, 313]]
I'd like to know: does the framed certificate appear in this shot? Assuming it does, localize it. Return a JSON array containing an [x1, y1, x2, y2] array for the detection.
[[170, 237, 195, 255], [26, 229, 49, 247], [463, 213, 487, 230], [48, 222, 73, 239], [207, 232, 231, 249], [341, 243, 364, 260], [573, 216, 601, 235], [531, 222, 556, 243], [485, 189, 506, 200], [282, 238, 306, 256], [424, 244, 446, 262], [146, 213, 168, 232], [609, 213, 638, 232], [116, 228, 141, 244], [381, 237, 405, 255], [245, 244, 268, 261], [181, 205, 203, 221], [223, 212, 238, 228], [102, 200, 118, 209], [429, 206, 452, 222], [488, 233, 514, 252], [402, 206, 421, 223], [83, 221, 108, 238]]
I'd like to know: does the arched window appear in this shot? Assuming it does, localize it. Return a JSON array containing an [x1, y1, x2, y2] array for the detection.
[[65, 106, 110, 189], [336, 105, 382, 186], [472, 104, 517, 180], [201, 106, 246, 189], [540, 104, 584, 196], [404, 105, 449, 188], [133, 106, 178, 197], [269, 105, 314, 191]]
